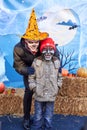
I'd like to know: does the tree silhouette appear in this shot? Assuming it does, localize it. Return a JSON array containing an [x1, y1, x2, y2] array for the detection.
[[58, 47, 78, 74]]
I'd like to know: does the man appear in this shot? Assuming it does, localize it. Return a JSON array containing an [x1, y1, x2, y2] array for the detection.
[[13, 9, 60, 130]]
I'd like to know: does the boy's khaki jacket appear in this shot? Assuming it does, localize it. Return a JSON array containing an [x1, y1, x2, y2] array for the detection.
[[28, 56, 62, 102]]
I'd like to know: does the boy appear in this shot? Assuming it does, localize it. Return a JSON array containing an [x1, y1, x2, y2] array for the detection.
[[28, 37, 62, 130]]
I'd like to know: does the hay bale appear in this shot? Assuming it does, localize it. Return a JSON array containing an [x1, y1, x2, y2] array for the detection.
[[59, 77, 87, 97], [0, 95, 23, 116], [54, 96, 87, 116], [0, 77, 87, 116]]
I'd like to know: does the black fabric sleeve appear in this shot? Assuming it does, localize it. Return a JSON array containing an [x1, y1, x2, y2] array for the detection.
[[13, 46, 29, 76]]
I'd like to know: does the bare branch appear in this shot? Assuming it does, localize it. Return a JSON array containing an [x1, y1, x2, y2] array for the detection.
[[58, 47, 78, 73]]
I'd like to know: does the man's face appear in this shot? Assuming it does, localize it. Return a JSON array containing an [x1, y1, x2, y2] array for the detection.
[[42, 47, 55, 61], [25, 39, 39, 52]]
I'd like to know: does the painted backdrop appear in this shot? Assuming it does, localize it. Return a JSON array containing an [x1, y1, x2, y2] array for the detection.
[[0, 0, 87, 87]]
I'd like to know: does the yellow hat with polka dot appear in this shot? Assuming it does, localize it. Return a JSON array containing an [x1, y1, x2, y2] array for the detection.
[[21, 9, 49, 41]]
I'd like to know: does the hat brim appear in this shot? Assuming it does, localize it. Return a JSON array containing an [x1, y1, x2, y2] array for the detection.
[[20, 32, 49, 41]]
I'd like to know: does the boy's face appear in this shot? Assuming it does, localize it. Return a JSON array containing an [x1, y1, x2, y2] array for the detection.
[[42, 47, 55, 61]]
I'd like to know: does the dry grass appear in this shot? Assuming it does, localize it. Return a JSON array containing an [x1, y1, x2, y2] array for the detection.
[[0, 77, 87, 116]]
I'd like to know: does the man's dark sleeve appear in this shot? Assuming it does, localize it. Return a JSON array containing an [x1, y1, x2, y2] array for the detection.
[[54, 46, 60, 60], [54, 45, 62, 73]]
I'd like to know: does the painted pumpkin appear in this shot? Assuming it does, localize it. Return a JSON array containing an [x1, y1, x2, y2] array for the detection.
[[62, 68, 68, 76], [0, 82, 5, 93], [77, 67, 87, 78]]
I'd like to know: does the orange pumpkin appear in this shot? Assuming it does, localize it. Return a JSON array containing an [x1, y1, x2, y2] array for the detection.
[[0, 82, 5, 93], [68, 73, 73, 77], [11, 88, 16, 94], [77, 67, 87, 78], [62, 68, 68, 76]]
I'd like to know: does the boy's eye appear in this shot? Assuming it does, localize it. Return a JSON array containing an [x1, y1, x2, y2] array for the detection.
[[42, 49, 46, 54]]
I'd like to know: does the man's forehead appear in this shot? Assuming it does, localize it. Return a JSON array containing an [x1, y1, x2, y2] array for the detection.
[[25, 39, 39, 43]]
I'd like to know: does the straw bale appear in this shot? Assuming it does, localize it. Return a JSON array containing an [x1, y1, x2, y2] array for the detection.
[[0, 95, 23, 116], [0, 77, 87, 116], [55, 96, 87, 116], [59, 77, 87, 97], [1, 93, 87, 116]]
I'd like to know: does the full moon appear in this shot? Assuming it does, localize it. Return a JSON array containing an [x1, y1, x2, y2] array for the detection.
[[38, 9, 77, 46]]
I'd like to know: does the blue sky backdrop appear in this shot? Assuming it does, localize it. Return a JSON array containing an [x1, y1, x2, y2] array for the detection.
[[0, 0, 87, 87]]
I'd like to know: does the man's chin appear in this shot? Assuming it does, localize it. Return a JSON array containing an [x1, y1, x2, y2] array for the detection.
[[30, 48, 38, 53]]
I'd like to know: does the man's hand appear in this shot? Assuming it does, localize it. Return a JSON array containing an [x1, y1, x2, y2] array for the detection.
[[28, 67, 35, 75]]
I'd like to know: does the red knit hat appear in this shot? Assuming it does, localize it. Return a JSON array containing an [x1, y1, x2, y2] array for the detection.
[[40, 38, 56, 53]]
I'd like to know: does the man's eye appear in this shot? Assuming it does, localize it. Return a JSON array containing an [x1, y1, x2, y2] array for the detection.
[[27, 42, 33, 44], [35, 42, 39, 44]]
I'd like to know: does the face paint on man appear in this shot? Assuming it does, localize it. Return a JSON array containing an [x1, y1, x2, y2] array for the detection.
[[25, 39, 39, 53]]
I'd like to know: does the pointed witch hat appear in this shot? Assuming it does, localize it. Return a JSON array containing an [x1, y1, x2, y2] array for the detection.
[[21, 9, 49, 41]]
